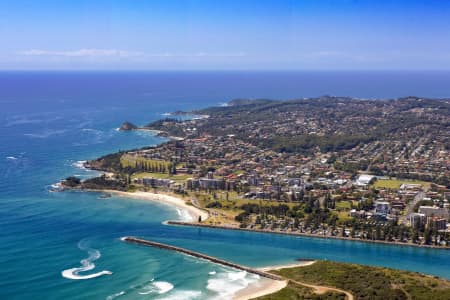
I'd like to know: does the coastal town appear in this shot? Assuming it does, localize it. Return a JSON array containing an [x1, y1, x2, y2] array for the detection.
[[65, 96, 450, 248]]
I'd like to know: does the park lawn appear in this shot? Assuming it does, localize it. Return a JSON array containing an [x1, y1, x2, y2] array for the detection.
[[132, 172, 191, 181], [335, 201, 352, 210], [336, 211, 352, 222], [190, 191, 298, 209], [372, 178, 430, 190], [267, 261, 450, 300], [189, 190, 302, 223]]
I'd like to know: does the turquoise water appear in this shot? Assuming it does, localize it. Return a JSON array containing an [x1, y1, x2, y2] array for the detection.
[[1, 71, 450, 299]]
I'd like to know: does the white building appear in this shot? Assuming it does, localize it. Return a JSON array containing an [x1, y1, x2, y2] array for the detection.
[[418, 206, 450, 219], [409, 213, 426, 228], [355, 174, 376, 186]]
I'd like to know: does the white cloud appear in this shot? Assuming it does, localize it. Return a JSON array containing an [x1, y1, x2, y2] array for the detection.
[[145, 52, 246, 58], [18, 48, 144, 58]]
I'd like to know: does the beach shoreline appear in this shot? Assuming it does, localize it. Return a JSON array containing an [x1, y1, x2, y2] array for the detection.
[[233, 278, 287, 300], [70, 188, 209, 222], [84, 189, 317, 300], [233, 261, 316, 300], [107, 190, 209, 222]]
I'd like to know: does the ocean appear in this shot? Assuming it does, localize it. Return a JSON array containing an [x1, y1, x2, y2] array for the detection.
[[1, 71, 450, 300]]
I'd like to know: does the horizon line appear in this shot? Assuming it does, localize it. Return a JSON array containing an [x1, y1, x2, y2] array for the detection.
[[2, 69, 450, 73]]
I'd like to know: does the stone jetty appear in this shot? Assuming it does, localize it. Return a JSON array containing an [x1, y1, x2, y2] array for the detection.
[[122, 236, 284, 281]]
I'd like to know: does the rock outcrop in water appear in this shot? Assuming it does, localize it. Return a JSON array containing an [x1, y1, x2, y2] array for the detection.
[[119, 121, 138, 131]]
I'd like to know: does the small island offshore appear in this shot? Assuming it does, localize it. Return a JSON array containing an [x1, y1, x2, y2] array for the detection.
[[62, 96, 450, 299]]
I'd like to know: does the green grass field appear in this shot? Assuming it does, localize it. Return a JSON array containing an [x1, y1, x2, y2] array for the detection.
[[335, 201, 352, 210], [372, 178, 430, 190]]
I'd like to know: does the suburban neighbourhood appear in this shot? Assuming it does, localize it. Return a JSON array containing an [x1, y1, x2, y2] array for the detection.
[[69, 96, 450, 247]]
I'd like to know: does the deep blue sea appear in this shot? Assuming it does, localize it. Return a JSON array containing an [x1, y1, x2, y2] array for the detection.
[[1, 71, 450, 300]]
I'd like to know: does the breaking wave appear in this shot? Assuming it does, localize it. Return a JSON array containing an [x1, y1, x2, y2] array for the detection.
[[157, 290, 202, 300], [207, 269, 260, 299], [138, 281, 174, 295], [176, 208, 193, 221], [72, 160, 87, 169], [106, 278, 177, 300]]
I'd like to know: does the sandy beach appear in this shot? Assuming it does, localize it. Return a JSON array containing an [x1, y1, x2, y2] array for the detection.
[[233, 261, 316, 300], [104, 190, 209, 222], [233, 278, 287, 300]]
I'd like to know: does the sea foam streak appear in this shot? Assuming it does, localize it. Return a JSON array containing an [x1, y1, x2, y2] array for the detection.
[[105, 291, 125, 300], [138, 281, 174, 295], [61, 241, 112, 280]]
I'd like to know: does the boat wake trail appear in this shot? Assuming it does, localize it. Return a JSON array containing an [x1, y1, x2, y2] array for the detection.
[[62, 240, 112, 280]]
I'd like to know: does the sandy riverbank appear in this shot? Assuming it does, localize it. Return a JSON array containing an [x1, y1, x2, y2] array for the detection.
[[257, 260, 316, 272], [103, 190, 209, 222]]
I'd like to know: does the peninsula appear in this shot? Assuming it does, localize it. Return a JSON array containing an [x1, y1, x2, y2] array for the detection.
[[62, 96, 450, 298], [64, 96, 450, 248]]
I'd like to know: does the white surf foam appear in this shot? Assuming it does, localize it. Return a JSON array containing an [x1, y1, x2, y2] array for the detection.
[[176, 208, 194, 221], [138, 281, 174, 295], [61, 241, 112, 280], [157, 290, 202, 300], [105, 290, 125, 300], [72, 160, 87, 169], [51, 182, 61, 189], [49, 182, 64, 192], [206, 269, 260, 299], [209, 271, 216, 275], [227, 270, 247, 281], [6, 156, 17, 160], [153, 281, 174, 294]]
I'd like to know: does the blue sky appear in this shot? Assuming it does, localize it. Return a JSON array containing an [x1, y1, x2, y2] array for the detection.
[[1, 0, 450, 70]]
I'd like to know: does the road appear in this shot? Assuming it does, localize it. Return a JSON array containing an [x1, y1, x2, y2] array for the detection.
[[400, 191, 424, 225], [289, 278, 354, 300]]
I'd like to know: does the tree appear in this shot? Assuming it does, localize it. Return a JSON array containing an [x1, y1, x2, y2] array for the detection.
[[294, 217, 300, 229], [424, 228, 432, 245]]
